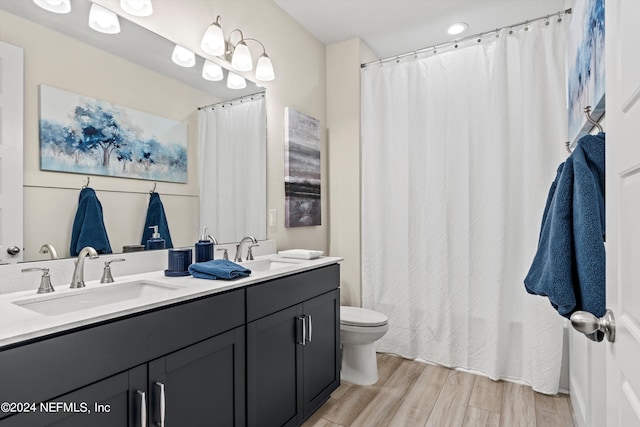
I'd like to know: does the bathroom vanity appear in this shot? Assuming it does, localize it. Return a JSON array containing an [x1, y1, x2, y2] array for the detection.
[[0, 257, 340, 426]]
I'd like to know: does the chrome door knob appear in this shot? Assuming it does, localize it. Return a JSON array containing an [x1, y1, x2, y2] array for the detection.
[[570, 309, 615, 343], [6, 246, 21, 255]]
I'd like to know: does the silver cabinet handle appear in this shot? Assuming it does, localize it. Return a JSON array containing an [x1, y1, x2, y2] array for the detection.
[[137, 390, 147, 427], [154, 382, 165, 427], [307, 315, 313, 343], [570, 309, 615, 343], [297, 316, 306, 345]]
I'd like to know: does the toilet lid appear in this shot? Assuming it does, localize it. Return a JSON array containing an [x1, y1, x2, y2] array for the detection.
[[340, 306, 388, 327]]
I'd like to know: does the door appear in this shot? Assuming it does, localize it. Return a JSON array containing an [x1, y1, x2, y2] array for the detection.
[[247, 304, 304, 427], [302, 289, 340, 418], [605, 0, 640, 425], [0, 42, 23, 264], [0, 366, 146, 427], [148, 327, 246, 427]]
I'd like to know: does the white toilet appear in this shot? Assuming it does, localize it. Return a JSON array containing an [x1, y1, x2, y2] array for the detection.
[[340, 306, 389, 385]]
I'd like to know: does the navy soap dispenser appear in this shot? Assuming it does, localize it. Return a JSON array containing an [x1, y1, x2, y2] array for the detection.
[[146, 225, 166, 250], [195, 226, 216, 262]]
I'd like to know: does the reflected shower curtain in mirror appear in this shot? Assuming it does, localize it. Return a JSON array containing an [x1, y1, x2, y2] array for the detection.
[[198, 96, 266, 243], [361, 21, 567, 394]]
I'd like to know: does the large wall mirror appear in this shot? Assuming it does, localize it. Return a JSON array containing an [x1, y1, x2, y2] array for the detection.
[[0, 0, 267, 263]]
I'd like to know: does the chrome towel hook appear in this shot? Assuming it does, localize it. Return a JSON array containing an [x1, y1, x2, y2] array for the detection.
[[82, 176, 90, 189]]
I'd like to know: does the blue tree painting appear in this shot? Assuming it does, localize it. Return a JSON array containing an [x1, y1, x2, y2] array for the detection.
[[39, 85, 187, 183], [567, 0, 605, 144]]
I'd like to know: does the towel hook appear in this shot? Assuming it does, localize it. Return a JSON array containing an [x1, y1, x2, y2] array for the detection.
[[82, 176, 90, 189], [150, 182, 157, 194], [564, 141, 572, 154], [584, 106, 604, 133]]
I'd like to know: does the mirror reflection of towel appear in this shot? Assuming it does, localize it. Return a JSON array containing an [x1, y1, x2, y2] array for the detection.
[[70, 187, 113, 256], [141, 192, 173, 248]]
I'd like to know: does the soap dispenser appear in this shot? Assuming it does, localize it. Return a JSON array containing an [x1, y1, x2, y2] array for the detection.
[[195, 226, 215, 262], [146, 225, 166, 250]]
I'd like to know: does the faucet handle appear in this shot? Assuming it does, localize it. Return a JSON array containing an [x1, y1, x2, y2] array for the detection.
[[247, 244, 259, 261], [22, 267, 55, 294], [216, 248, 229, 261], [101, 258, 126, 284]]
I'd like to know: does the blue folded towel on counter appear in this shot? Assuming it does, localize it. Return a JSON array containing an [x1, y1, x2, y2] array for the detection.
[[188, 259, 251, 280], [70, 187, 112, 257], [524, 133, 605, 318], [141, 192, 173, 249]]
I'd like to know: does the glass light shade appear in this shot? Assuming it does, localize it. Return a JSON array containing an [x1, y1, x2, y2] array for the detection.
[[32, 0, 71, 14], [201, 23, 225, 56], [171, 45, 196, 67], [227, 71, 246, 90], [255, 54, 275, 81], [88, 3, 121, 34], [202, 60, 224, 81], [231, 41, 253, 72], [120, 0, 153, 17]]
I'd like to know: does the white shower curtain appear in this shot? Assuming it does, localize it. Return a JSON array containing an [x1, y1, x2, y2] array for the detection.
[[361, 21, 567, 394], [198, 97, 266, 243]]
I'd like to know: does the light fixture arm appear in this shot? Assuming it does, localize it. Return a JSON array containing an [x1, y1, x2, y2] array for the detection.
[[226, 28, 246, 53], [243, 38, 267, 55]]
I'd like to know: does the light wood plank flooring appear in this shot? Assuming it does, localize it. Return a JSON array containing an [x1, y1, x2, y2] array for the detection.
[[303, 353, 575, 427]]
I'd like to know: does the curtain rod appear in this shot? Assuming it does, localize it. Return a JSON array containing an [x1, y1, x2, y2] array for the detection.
[[361, 8, 571, 68], [198, 91, 265, 111]]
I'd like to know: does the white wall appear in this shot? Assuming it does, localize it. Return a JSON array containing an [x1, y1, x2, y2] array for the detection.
[[0, 10, 211, 260], [326, 38, 376, 306]]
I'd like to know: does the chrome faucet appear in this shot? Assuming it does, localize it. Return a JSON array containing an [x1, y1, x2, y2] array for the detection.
[[39, 243, 59, 260], [234, 236, 257, 262], [70, 246, 99, 288]]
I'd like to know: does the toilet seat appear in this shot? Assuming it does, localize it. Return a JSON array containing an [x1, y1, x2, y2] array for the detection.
[[340, 306, 388, 327]]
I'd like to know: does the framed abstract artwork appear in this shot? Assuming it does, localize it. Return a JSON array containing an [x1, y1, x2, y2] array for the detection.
[[39, 85, 187, 183], [567, 0, 605, 144], [284, 107, 321, 227]]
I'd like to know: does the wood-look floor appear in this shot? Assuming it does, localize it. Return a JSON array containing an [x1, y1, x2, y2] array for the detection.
[[303, 353, 575, 427]]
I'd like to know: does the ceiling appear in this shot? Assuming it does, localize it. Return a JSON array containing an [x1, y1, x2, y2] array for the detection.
[[273, 0, 567, 60]]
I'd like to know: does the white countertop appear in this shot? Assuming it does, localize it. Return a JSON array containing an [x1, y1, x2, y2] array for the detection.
[[0, 255, 342, 348]]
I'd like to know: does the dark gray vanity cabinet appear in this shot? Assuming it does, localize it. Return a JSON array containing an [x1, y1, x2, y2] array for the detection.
[[0, 288, 246, 427], [148, 326, 246, 426], [0, 262, 341, 427], [0, 365, 146, 427], [246, 265, 340, 427]]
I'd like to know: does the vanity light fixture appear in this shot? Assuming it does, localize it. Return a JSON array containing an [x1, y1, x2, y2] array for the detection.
[[89, 3, 121, 34], [200, 15, 275, 82], [120, 0, 153, 17], [447, 22, 468, 35], [171, 44, 196, 67], [202, 60, 224, 81], [32, 0, 71, 14], [201, 16, 226, 56], [227, 71, 247, 90]]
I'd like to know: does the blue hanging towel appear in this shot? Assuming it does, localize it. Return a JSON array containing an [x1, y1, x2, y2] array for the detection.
[[188, 259, 251, 280], [524, 133, 606, 318], [141, 192, 173, 249], [70, 187, 113, 256]]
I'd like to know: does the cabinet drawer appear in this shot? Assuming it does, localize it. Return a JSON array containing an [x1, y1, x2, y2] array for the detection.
[[246, 264, 339, 322], [0, 289, 245, 412]]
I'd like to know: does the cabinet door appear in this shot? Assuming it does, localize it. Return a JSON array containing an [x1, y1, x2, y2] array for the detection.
[[148, 327, 245, 427], [0, 365, 146, 427], [302, 289, 340, 418], [247, 305, 304, 427]]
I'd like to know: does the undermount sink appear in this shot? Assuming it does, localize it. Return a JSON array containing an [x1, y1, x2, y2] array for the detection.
[[13, 280, 184, 317], [240, 257, 306, 272]]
